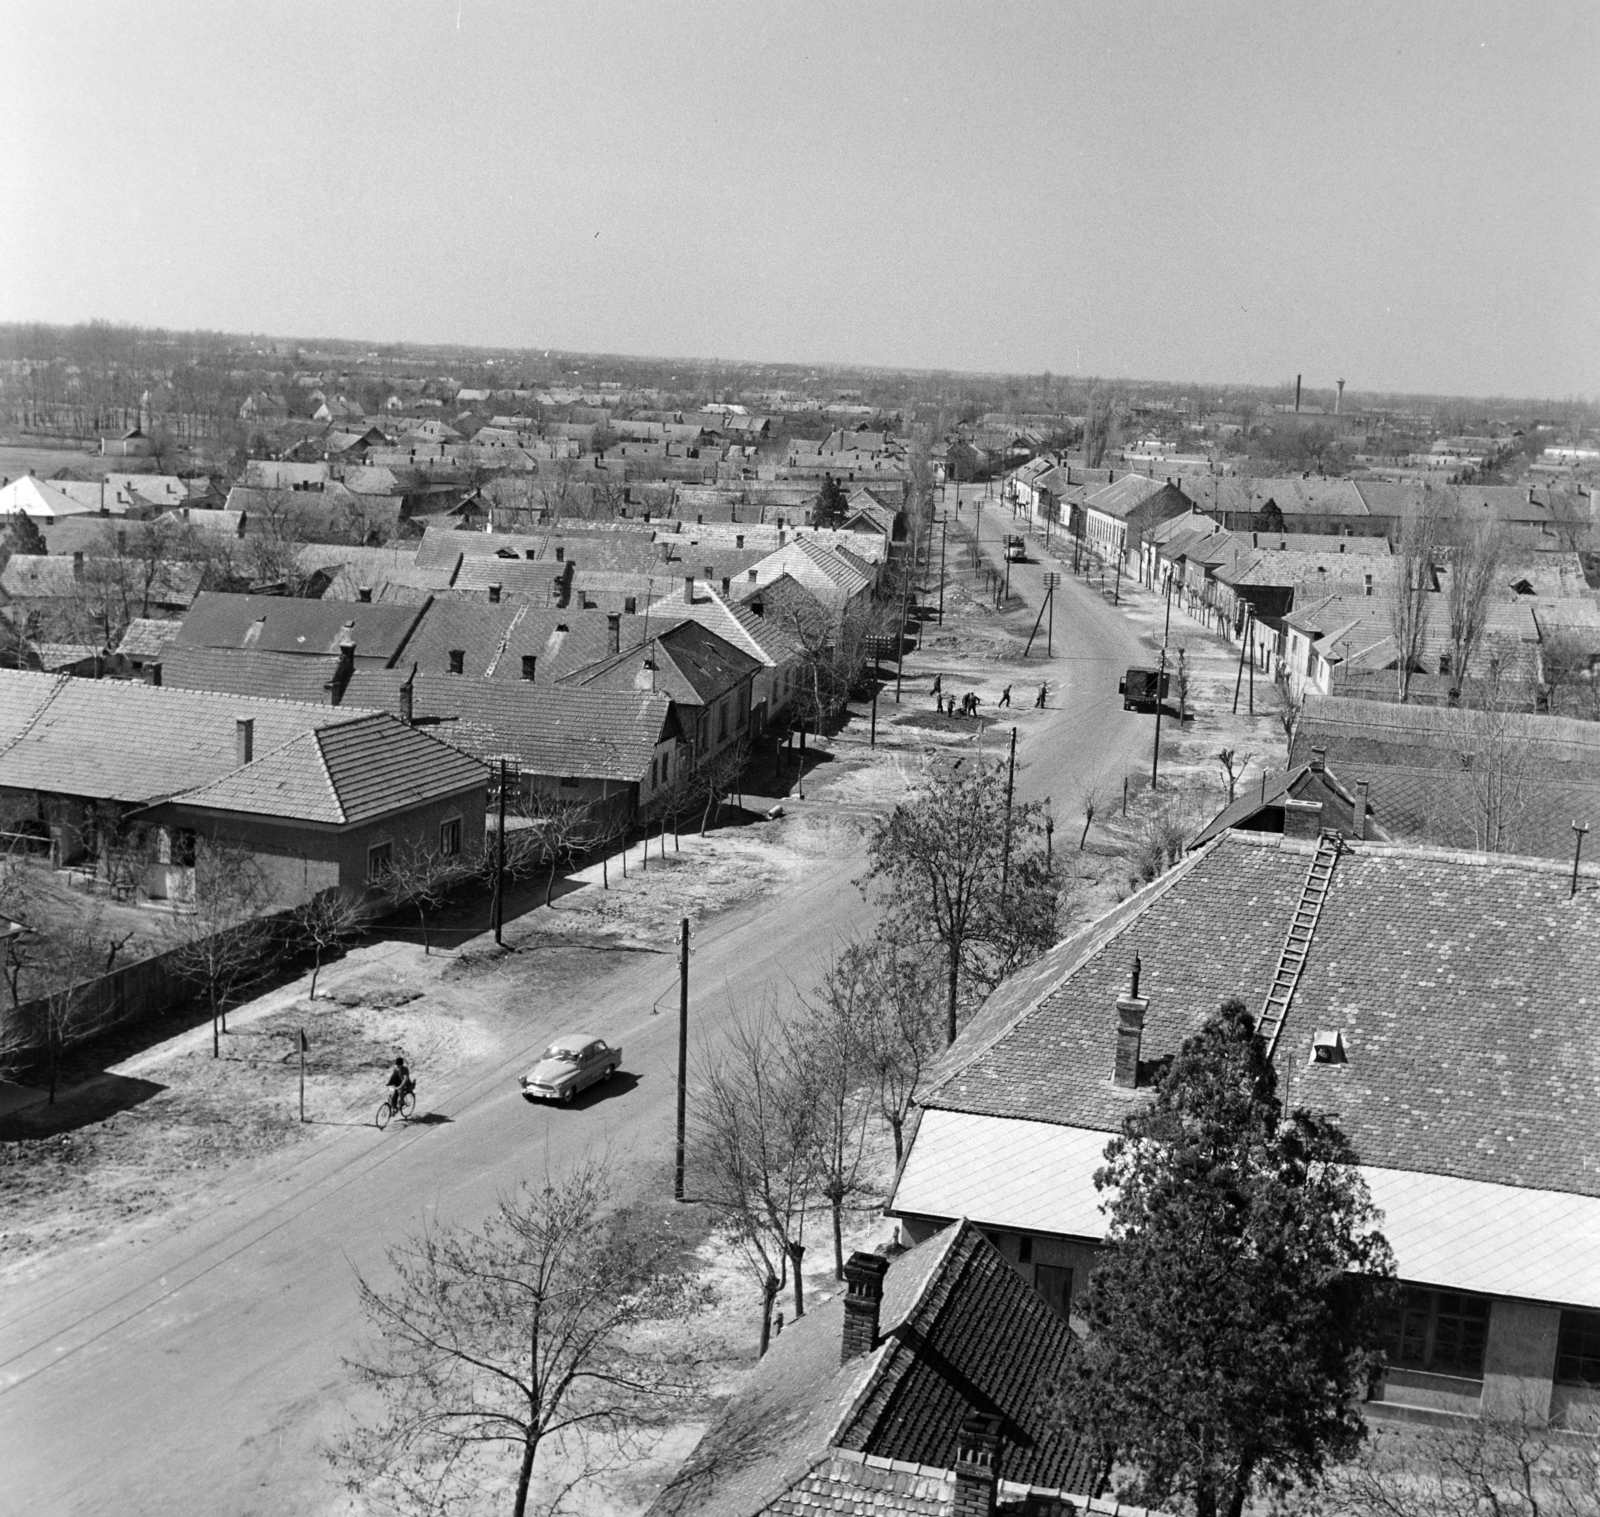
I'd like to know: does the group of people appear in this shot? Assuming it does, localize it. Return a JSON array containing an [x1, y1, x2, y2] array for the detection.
[[931, 673, 1048, 716]]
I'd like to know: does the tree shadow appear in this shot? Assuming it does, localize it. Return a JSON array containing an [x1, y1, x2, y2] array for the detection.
[[0, 1073, 166, 1139]]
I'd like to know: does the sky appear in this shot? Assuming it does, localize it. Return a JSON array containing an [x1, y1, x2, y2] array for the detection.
[[2, 0, 1597, 400]]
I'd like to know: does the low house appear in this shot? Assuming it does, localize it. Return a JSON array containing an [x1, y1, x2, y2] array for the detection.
[[1079, 475, 1193, 569], [647, 1223, 1104, 1517], [890, 829, 1600, 1428], [560, 618, 761, 769], [0, 670, 484, 905], [370, 676, 681, 829], [1189, 748, 1392, 848]]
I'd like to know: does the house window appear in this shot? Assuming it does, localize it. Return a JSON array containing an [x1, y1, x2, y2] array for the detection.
[[1035, 1264, 1072, 1321], [448, 650, 465, 674], [1385, 1288, 1490, 1379], [651, 757, 658, 789], [367, 842, 393, 882], [170, 827, 197, 867], [660, 750, 670, 784], [1556, 1310, 1600, 1386], [559, 776, 579, 788], [439, 818, 461, 857]]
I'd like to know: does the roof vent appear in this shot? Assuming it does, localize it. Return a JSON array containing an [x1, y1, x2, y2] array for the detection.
[[1311, 1029, 1347, 1064]]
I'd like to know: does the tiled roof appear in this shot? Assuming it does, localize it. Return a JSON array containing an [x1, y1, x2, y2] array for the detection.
[[647, 1221, 1097, 1517], [0, 555, 201, 607], [171, 712, 485, 825], [387, 676, 674, 781], [921, 831, 1600, 1198], [561, 620, 761, 707], [0, 670, 375, 804], [177, 592, 425, 662], [648, 586, 804, 668], [158, 645, 343, 704], [114, 618, 183, 660]]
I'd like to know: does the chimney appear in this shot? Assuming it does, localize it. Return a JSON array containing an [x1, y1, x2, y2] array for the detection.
[[1353, 779, 1369, 841], [357, 585, 373, 602], [721, 576, 731, 595], [235, 718, 255, 766], [778, 527, 786, 546], [1113, 956, 1148, 1089], [840, 1251, 889, 1363], [144, 661, 162, 686], [1310, 746, 1326, 774], [952, 1414, 1002, 1517], [606, 612, 621, 655], [328, 640, 356, 703], [1295, 374, 1302, 412], [72, 551, 84, 580], [735, 533, 744, 548], [555, 545, 564, 562], [521, 654, 537, 681], [488, 584, 502, 603], [524, 548, 537, 560], [1283, 798, 1324, 839], [684, 575, 696, 604]]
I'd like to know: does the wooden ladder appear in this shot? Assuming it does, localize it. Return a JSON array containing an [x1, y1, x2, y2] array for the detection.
[[1256, 830, 1342, 1058]]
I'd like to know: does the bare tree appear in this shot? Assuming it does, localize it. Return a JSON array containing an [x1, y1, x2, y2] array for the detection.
[[864, 760, 1059, 1045], [1445, 689, 1538, 854], [293, 889, 371, 999], [523, 795, 594, 907], [1273, 669, 1303, 758], [1215, 748, 1253, 805], [168, 837, 273, 1057], [800, 963, 874, 1281], [11, 911, 111, 1103], [1313, 1404, 1600, 1517], [836, 939, 942, 1165], [1444, 516, 1503, 693], [1391, 495, 1444, 702], [690, 1005, 817, 1353], [330, 1158, 698, 1517], [381, 840, 462, 956]]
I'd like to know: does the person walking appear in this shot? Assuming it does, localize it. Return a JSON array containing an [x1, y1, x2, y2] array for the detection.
[[1036, 682, 1048, 709], [999, 685, 1011, 708], [931, 672, 942, 702]]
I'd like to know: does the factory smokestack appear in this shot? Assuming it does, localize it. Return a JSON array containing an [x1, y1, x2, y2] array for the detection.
[[1295, 374, 1302, 413]]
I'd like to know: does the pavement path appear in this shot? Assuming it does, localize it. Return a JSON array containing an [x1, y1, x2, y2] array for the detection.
[[0, 507, 1157, 1516]]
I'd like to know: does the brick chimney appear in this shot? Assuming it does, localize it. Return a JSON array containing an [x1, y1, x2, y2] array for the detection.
[[684, 574, 696, 604], [398, 672, 414, 725], [521, 654, 537, 681], [235, 718, 255, 765], [1353, 779, 1369, 841], [144, 661, 162, 686], [840, 1251, 889, 1363], [606, 612, 621, 655], [1309, 746, 1326, 774], [1283, 798, 1324, 839], [951, 1413, 1002, 1517], [1113, 955, 1148, 1089]]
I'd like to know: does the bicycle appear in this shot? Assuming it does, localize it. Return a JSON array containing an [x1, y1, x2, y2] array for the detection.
[[375, 1084, 416, 1129]]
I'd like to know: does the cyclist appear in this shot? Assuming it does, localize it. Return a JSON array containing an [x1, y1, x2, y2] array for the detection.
[[387, 1056, 414, 1112]]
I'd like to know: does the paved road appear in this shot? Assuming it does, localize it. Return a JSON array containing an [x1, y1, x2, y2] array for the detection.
[[0, 510, 1154, 1517]]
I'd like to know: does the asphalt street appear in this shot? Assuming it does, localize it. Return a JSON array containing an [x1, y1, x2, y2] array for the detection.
[[0, 504, 1154, 1516]]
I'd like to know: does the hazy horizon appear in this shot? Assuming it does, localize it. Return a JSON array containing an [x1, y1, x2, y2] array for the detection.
[[4, 1, 1596, 402]]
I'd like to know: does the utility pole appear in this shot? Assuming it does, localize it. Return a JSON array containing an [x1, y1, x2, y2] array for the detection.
[[1151, 647, 1167, 791], [896, 567, 908, 704], [870, 640, 880, 746], [1232, 608, 1251, 714], [937, 516, 948, 624], [1573, 823, 1590, 899], [298, 1027, 307, 1123], [673, 916, 690, 1201], [1163, 572, 1173, 643], [1002, 726, 1017, 892], [493, 758, 507, 946]]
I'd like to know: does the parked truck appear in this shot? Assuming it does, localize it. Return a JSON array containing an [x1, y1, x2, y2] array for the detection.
[[1119, 667, 1170, 710]]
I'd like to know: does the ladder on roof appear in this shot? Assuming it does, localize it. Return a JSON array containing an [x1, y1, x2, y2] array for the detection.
[[1256, 830, 1342, 1059]]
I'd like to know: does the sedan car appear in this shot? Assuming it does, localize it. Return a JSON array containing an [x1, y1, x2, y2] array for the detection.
[[520, 1034, 622, 1103]]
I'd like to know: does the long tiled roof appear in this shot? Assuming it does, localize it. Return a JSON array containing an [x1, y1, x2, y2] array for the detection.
[[395, 677, 674, 781], [647, 1221, 1097, 1517], [560, 619, 761, 706], [923, 830, 1600, 1198], [171, 712, 485, 824], [0, 670, 376, 804], [177, 591, 425, 661], [159, 646, 343, 703]]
